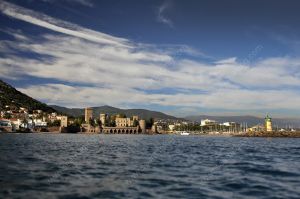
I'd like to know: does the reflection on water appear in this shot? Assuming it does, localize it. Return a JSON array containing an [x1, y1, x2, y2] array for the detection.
[[0, 134, 299, 198]]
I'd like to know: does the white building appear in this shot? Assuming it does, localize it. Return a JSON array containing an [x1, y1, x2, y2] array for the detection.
[[168, 124, 175, 131], [0, 119, 12, 127], [28, 119, 47, 127], [223, 122, 237, 127], [201, 119, 217, 126], [10, 119, 22, 131]]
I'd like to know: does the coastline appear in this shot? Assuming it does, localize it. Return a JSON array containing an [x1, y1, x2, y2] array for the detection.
[[234, 131, 300, 138], [2, 131, 299, 138]]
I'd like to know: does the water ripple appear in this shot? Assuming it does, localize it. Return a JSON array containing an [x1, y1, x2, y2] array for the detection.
[[0, 134, 299, 198]]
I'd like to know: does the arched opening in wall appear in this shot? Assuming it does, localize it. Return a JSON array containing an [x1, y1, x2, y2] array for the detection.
[[122, 129, 125, 133], [133, 130, 136, 134], [117, 129, 121, 133], [130, 130, 132, 134], [125, 129, 128, 133], [110, 129, 113, 133]]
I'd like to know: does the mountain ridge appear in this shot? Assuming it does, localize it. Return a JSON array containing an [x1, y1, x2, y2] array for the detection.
[[50, 105, 179, 120], [0, 79, 55, 113], [1, 79, 299, 127]]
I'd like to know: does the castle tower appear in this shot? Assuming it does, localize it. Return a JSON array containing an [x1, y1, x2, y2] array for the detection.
[[265, 115, 272, 132], [100, 113, 106, 127], [151, 123, 157, 134], [139, 119, 146, 133], [85, 107, 93, 123], [132, 115, 139, 121]]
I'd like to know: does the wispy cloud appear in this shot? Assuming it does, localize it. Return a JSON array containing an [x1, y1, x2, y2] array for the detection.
[[40, 0, 94, 7], [1, 1, 300, 116], [156, 0, 173, 28], [0, 1, 126, 47]]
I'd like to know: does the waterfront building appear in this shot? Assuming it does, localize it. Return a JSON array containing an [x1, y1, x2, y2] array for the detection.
[[139, 120, 146, 133], [116, 117, 131, 127], [9, 118, 22, 131], [102, 126, 139, 134], [132, 115, 139, 121], [151, 123, 158, 133], [265, 115, 272, 132], [100, 113, 106, 127], [81, 108, 146, 134], [0, 119, 13, 132], [115, 116, 139, 127], [168, 124, 175, 131], [30, 119, 47, 127], [60, 116, 68, 127], [85, 107, 93, 123]]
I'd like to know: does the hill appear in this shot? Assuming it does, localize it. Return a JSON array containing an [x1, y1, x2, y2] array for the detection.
[[50, 105, 178, 120], [185, 115, 300, 128], [0, 79, 55, 113]]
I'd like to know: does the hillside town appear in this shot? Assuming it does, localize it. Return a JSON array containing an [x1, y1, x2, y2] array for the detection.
[[0, 106, 299, 136]]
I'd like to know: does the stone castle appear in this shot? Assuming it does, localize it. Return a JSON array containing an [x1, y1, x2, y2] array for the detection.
[[82, 107, 146, 134]]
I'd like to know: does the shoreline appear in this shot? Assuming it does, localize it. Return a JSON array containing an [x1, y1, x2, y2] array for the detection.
[[1, 131, 300, 138]]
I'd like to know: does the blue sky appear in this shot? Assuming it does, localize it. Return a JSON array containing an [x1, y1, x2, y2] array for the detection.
[[1, 0, 300, 117]]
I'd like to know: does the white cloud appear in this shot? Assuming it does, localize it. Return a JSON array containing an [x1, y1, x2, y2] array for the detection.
[[0, 1, 127, 47], [18, 84, 300, 113], [157, 0, 173, 28], [1, 1, 300, 116], [41, 0, 94, 7]]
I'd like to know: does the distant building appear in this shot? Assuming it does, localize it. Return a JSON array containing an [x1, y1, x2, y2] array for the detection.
[[100, 113, 106, 127], [81, 109, 146, 134], [85, 107, 93, 123], [60, 116, 68, 127], [168, 124, 175, 131], [132, 115, 139, 121], [151, 123, 158, 133], [9, 118, 22, 131], [265, 115, 272, 132], [139, 120, 146, 133], [223, 122, 235, 127], [248, 125, 265, 132], [31, 119, 47, 127], [0, 119, 13, 132], [201, 119, 217, 126], [116, 117, 131, 127]]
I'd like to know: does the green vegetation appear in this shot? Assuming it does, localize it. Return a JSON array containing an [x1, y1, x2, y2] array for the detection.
[[0, 79, 56, 113], [3, 112, 12, 119], [48, 119, 61, 127], [146, 118, 154, 128], [96, 119, 102, 127], [133, 119, 139, 127], [174, 124, 203, 131], [72, 116, 84, 127], [117, 113, 126, 118], [89, 118, 96, 127]]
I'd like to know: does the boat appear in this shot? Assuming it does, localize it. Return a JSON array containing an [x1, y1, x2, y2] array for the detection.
[[180, 131, 190, 135]]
